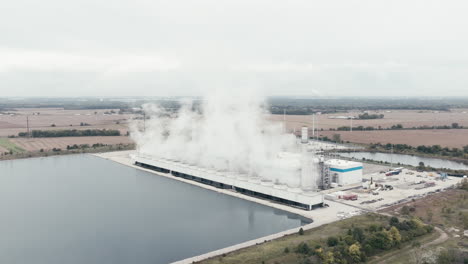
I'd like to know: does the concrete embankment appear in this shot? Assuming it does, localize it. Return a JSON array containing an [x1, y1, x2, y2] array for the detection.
[[171, 223, 314, 264]]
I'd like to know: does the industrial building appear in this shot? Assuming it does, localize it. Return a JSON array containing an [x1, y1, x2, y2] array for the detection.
[[132, 126, 364, 210], [325, 159, 363, 186], [131, 153, 325, 210]]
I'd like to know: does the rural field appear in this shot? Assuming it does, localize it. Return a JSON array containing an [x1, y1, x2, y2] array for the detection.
[[0, 108, 137, 154], [268, 109, 468, 148], [318, 129, 468, 148], [9, 136, 133, 152], [0, 108, 134, 137], [268, 109, 468, 131]]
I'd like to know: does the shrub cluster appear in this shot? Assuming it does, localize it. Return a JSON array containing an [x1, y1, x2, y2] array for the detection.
[[357, 113, 384, 120], [293, 216, 433, 264]]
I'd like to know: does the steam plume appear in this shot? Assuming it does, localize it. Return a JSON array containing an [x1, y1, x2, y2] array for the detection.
[[131, 91, 302, 187]]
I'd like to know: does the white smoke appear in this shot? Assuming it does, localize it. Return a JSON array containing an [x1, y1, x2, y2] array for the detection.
[[131, 90, 302, 187]]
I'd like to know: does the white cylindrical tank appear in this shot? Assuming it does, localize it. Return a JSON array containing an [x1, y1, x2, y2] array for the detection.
[[301, 126, 308, 143]]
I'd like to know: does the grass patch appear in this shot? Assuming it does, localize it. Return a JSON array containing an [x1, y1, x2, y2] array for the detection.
[[0, 138, 25, 154]]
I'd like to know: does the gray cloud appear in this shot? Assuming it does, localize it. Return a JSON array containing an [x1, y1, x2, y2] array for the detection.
[[1, 0, 467, 96]]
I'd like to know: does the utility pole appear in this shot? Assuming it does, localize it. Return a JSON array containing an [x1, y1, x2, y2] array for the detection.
[[26, 115, 30, 137], [390, 144, 394, 169], [315, 113, 319, 140], [312, 114, 315, 139]]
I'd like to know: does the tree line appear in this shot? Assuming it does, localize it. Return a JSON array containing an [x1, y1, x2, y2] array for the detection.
[[357, 113, 384, 120], [332, 122, 463, 131], [18, 129, 121, 138], [368, 143, 468, 159]]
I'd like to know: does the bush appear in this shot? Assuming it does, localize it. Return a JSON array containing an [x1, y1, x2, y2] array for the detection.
[[389, 217, 399, 226], [352, 227, 366, 243], [344, 235, 356, 246], [358, 113, 384, 120], [401, 206, 410, 215], [424, 225, 434, 233], [368, 231, 393, 250], [298, 227, 304, 235], [295, 242, 311, 255], [437, 249, 456, 264], [369, 224, 379, 232], [327, 236, 339, 247], [460, 179, 468, 191]]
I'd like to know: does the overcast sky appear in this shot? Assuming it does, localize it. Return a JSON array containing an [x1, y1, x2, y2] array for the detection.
[[1, 0, 467, 97]]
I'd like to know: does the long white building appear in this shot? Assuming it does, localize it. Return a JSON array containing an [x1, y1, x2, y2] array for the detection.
[[131, 153, 325, 210]]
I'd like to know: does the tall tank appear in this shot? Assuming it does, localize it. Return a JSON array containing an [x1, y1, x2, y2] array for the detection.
[[301, 126, 308, 143]]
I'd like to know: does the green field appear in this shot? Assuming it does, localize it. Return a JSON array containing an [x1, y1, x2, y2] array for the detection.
[[0, 138, 25, 154]]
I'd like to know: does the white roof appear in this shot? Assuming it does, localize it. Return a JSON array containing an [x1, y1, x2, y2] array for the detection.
[[325, 159, 362, 169], [132, 154, 324, 206]]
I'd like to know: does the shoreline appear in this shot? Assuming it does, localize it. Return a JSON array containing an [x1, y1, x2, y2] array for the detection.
[[0, 144, 135, 161], [93, 150, 361, 264]]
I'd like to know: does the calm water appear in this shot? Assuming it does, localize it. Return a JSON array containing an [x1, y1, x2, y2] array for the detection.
[[338, 152, 468, 170], [0, 155, 309, 264]]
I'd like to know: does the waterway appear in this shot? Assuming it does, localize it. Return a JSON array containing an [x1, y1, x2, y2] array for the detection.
[[0, 154, 309, 264], [337, 152, 468, 170]]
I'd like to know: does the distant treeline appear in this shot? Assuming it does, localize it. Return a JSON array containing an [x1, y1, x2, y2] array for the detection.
[[270, 107, 336, 115], [332, 123, 464, 131], [18, 129, 121, 138], [319, 136, 468, 158], [357, 113, 384, 119], [268, 97, 468, 112], [3, 97, 468, 114], [369, 143, 468, 159]]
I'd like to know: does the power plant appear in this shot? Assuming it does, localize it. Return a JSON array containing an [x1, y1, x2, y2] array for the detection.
[[132, 125, 362, 210]]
